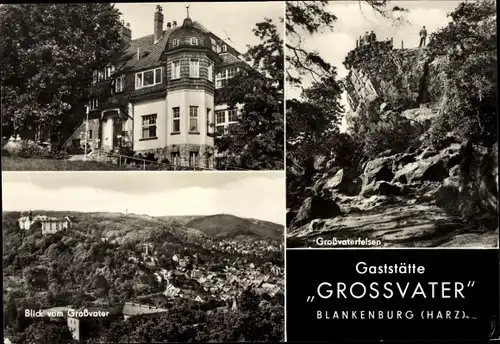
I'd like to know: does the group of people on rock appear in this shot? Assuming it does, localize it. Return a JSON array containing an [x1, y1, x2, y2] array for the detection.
[[358, 25, 428, 49], [360, 30, 377, 46]]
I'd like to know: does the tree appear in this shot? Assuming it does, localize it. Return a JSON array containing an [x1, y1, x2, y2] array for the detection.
[[286, 0, 407, 87], [426, 0, 496, 147], [0, 4, 123, 139], [215, 18, 284, 170], [286, 72, 344, 209]]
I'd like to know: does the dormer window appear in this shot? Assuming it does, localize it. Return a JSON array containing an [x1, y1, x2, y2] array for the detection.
[[190, 37, 199, 45], [135, 67, 163, 89], [173, 38, 180, 47], [221, 45, 227, 52]]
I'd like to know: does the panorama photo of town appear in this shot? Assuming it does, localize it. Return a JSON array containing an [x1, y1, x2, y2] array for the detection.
[[2, 172, 285, 343], [1, 2, 284, 171], [286, 0, 498, 248]]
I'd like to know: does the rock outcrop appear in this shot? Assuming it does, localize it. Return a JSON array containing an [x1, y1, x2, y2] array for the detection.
[[288, 140, 498, 247]]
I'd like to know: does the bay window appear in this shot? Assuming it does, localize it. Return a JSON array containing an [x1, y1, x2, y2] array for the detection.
[[171, 61, 180, 79], [189, 59, 200, 78], [172, 107, 180, 132], [189, 106, 198, 132]]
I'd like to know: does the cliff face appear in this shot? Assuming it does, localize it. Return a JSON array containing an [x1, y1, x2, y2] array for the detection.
[[343, 41, 447, 116]]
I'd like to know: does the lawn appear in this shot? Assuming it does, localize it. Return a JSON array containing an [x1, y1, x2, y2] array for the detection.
[[2, 157, 133, 171]]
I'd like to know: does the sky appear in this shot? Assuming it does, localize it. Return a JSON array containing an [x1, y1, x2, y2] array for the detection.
[[115, 2, 284, 54], [2, 172, 285, 225], [286, 0, 462, 131]]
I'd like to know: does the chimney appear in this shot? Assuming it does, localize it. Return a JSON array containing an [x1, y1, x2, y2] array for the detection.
[[167, 22, 172, 29], [172, 20, 177, 28], [120, 21, 132, 46], [154, 5, 164, 43]]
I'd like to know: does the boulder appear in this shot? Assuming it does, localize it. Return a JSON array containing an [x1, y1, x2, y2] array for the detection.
[[434, 177, 461, 215], [289, 196, 342, 229], [418, 147, 437, 160], [363, 157, 395, 186], [286, 210, 297, 227], [308, 219, 324, 232], [362, 181, 402, 197], [395, 158, 448, 183], [323, 168, 362, 196]]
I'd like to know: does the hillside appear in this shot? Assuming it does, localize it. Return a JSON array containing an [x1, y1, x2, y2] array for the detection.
[[3, 210, 282, 305], [183, 214, 283, 239]]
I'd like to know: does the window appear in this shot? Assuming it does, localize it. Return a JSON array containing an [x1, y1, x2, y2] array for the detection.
[[89, 98, 99, 111], [135, 68, 162, 89], [173, 38, 180, 47], [98, 70, 105, 82], [215, 111, 225, 124], [92, 70, 98, 84], [215, 67, 236, 89], [208, 63, 213, 82], [141, 114, 157, 139], [105, 65, 115, 79], [228, 109, 237, 122], [221, 44, 227, 52], [172, 152, 180, 166], [210, 38, 217, 51], [88, 130, 93, 139], [172, 107, 180, 132], [189, 106, 198, 132], [171, 61, 180, 79], [189, 59, 199, 78], [114, 75, 124, 93], [189, 152, 198, 167], [190, 37, 199, 45], [207, 108, 212, 134]]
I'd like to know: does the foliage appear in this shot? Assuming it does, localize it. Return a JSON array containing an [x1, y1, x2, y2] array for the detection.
[[215, 18, 284, 170], [0, 4, 123, 136], [286, 0, 407, 86], [286, 72, 344, 209], [426, 0, 496, 148], [350, 101, 420, 159]]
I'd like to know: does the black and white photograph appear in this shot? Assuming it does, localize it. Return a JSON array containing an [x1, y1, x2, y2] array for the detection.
[[286, 0, 498, 248], [1, 2, 284, 171], [2, 172, 285, 343]]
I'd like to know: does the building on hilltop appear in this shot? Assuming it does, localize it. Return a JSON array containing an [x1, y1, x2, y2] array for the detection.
[[18, 212, 72, 233], [62, 5, 251, 169]]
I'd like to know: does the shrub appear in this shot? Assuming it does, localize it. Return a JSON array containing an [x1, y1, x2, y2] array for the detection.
[[17, 141, 51, 159], [350, 101, 419, 159]]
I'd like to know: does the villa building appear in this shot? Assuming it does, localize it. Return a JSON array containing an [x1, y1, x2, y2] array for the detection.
[[63, 5, 250, 169]]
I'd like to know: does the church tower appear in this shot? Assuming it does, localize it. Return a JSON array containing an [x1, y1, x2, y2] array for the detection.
[[161, 8, 220, 168]]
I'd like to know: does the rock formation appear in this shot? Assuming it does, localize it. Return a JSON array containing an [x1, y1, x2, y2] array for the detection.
[[287, 39, 498, 248]]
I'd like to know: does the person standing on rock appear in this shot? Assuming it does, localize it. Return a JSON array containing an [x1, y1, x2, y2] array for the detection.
[[419, 26, 428, 47]]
